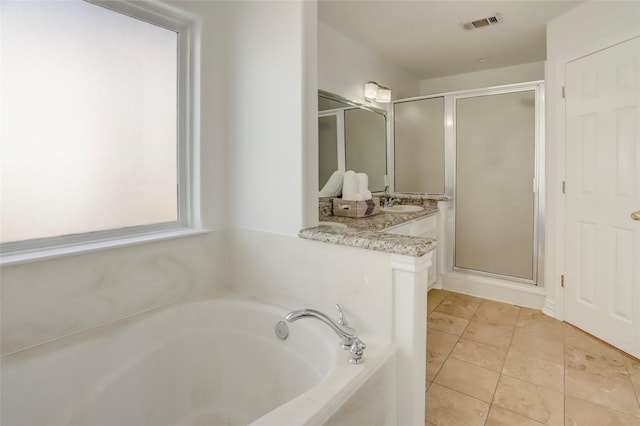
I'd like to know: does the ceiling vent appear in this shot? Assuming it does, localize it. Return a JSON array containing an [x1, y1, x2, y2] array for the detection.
[[463, 14, 503, 31]]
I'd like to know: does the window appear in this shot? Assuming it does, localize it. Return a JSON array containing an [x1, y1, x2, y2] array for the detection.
[[1, 0, 196, 259]]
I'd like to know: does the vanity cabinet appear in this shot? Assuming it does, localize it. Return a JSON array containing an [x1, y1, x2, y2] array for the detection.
[[384, 215, 437, 288]]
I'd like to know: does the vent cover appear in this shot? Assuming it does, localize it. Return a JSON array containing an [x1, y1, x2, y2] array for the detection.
[[463, 14, 503, 31]]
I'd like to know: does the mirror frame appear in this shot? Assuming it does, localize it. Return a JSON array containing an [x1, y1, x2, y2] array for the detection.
[[318, 89, 387, 116], [318, 90, 389, 196]]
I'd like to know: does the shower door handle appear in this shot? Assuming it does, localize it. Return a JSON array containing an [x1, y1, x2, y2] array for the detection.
[[632, 210, 640, 221]]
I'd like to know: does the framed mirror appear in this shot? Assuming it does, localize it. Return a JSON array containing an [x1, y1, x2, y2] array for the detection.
[[318, 90, 388, 196]]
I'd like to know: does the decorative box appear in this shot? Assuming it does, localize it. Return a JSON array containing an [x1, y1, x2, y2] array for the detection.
[[332, 197, 380, 218]]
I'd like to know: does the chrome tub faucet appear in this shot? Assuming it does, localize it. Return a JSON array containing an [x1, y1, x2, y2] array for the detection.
[[284, 304, 366, 364]]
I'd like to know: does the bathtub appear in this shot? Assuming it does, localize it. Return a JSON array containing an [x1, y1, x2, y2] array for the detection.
[[1, 291, 396, 426]]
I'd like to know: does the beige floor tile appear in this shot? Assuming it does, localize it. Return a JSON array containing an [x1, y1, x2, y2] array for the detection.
[[565, 395, 640, 426], [479, 299, 521, 315], [517, 322, 564, 342], [565, 323, 627, 355], [485, 406, 545, 426], [493, 375, 564, 426], [449, 338, 508, 372], [423, 291, 640, 426], [510, 329, 564, 364], [624, 356, 640, 405], [427, 311, 469, 336], [427, 289, 448, 313], [425, 383, 489, 426], [565, 366, 640, 417], [472, 301, 520, 329], [434, 358, 500, 402], [516, 308, 564, 341], [502, 348, 564, 392], [444, 292, 486, 305], [518, 307, 548, 322], [426, 329, 459, 356], [426, 350, 447, 382], [565, 341, 628, 380], [428, 288, 449, 299], [624, 356, 640, 378], [461, 320, 514, 348], [434, 298, 479, 320]]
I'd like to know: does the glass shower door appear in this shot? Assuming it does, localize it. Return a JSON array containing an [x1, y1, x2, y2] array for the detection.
[[455, 90, 538, 282]]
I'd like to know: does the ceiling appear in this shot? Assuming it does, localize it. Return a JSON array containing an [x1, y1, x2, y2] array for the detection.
[[318, 1, 583, 80]]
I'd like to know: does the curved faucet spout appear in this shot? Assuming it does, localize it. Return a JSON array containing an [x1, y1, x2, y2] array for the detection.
[[285, 308, 357, 347]]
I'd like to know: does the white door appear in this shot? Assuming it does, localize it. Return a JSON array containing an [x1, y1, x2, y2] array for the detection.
[[564, 36, 640, 357]]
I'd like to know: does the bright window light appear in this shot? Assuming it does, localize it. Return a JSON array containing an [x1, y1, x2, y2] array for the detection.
[[1, 0, 182, 245]]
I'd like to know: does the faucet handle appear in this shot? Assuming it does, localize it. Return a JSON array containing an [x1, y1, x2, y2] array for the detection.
[[348, 338, 366, 364], [335, 304, 349, 326]]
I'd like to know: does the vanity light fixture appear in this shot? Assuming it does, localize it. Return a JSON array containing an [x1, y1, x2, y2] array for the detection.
[[376, 86, 391, 103], [364, 81, 379, 101], [364, 81, 391, 103]]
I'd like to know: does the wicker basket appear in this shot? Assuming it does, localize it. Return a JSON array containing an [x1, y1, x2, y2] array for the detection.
[[332, 197, 380, 218]]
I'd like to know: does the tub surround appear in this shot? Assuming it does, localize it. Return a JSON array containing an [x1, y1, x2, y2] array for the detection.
[[1, 290, 397, 426], [232, 228, 431, 426], [299, 196, 443, 424]]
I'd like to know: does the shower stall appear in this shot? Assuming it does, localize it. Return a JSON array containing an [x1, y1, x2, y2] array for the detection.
[[393, 82, 544, 286]]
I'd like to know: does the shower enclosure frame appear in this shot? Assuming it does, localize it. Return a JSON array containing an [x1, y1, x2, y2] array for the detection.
[[392, 81, 545, 287]]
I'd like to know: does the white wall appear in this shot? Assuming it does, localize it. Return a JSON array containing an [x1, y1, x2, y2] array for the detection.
[[418, 61, 544, 96], [318, 21, 419, 105], [0, 1, 230, 356], [222, 2, 398, 340], [225, 1, 316, 235], [544, 0, 640, 318], [228, 229, 394, 340]]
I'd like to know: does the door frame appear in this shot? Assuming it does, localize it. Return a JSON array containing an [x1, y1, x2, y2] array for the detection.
[[548, 26, 640, 321]]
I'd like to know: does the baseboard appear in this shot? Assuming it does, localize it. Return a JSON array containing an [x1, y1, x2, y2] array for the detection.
[[441, 271, 546, 309], [429, 278, 444, 291], [541, 297, 557, 319]]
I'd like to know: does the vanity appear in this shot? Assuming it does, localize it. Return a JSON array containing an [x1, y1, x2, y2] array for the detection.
[[300, 194, 449, 289], [384, 214, 438, 287], [312, 89, 452, 292]]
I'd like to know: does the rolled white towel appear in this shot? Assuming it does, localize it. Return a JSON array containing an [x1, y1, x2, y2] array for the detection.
[[356, 173, 369, 194], [352, 190, 372, 201], [342, 171, 359, 201], [319, 170, 343, 197]]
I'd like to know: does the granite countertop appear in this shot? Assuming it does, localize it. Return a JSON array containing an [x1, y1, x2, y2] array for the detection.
[[298, 194, 449, 257], [318, 201, 437, 231], [298, 226, 436, 257]]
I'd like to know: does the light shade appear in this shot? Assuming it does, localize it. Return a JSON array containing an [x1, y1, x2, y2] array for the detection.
[[376, 86, 391, 103], [364, 81, 378, 101]]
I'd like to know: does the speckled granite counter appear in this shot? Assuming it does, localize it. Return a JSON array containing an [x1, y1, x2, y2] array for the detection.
[[298, 226, 436, 257], [299, 194, 449, 257], [317, 198, 438, 231]]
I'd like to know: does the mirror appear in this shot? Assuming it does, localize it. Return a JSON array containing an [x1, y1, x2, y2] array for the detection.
[[318, 90, 387, 196]]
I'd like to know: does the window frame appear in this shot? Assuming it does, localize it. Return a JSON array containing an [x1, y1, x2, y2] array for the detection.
[[0, 0, 202, 266]]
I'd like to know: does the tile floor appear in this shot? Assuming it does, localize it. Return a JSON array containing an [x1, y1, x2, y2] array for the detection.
[[425, 289, 640, 426]]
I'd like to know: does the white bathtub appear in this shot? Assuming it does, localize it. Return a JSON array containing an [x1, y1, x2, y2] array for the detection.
[[1, 291, 395, 426]]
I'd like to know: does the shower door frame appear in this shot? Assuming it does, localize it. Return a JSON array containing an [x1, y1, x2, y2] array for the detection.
[[451, 82, 545, 285]]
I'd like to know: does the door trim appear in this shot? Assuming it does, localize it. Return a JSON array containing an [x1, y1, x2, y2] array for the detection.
[[549, 26, 640, 321]]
